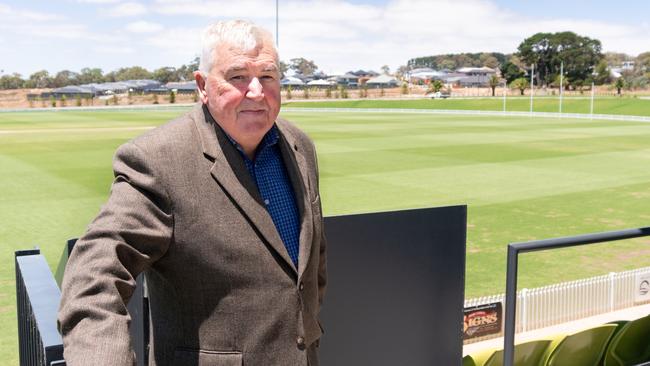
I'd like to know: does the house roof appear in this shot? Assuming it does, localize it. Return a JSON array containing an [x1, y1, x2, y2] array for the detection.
[[366, 74, 398, 84]]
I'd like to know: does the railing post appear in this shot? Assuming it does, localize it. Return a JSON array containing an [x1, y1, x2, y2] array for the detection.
[[521, 288, 528, 333], [609, 272, 616, 311]]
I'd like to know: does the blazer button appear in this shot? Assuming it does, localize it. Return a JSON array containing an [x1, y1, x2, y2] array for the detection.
[[299, 282, 304, 291], [297, 336, 306, 350]]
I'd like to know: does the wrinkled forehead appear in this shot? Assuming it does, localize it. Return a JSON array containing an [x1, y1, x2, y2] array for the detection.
[[213, 41, 279, 72]]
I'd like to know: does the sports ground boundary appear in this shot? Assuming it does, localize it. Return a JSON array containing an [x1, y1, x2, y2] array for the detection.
[[1, 104, 649, 123], [281, 107, 650, 123]]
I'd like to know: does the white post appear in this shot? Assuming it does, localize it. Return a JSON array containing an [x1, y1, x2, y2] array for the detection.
[[559, 61, 564, 116], [590, 82, 595, 119], [530, 64, 534, 117], [609, 272, 616, 311], [521, 288, 528, 332], [503, 80, 507, 115]]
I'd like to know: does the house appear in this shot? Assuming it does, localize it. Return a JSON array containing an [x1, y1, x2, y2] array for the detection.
[[335, 73, 360, 86], [366, 74, 399, 88], [454, 67, 497, 87]]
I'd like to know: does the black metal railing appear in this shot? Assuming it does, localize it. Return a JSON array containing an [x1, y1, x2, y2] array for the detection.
[[503, 227, 650, 366], [16, 249, 65, 366]]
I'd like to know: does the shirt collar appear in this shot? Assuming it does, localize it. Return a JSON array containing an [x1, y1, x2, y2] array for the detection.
[[225, 124, 280, 161]]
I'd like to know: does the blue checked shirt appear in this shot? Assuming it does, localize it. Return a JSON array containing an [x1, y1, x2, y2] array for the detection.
[[226, 125, 301, 267]]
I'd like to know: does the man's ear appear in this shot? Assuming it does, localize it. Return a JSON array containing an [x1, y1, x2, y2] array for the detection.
[[194, 71, 209, 104]]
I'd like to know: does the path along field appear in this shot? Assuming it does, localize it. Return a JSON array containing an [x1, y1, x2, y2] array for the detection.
[[1, 104, 650, 363]]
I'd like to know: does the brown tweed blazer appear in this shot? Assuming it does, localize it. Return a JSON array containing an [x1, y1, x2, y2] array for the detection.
[[58, 104, 327, 366]]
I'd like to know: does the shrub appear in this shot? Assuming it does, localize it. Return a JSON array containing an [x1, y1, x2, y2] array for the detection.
[[400, 82, 409, 95], [169, 90, 176, 104]]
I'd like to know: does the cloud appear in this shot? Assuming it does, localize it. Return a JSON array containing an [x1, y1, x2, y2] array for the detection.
[[76, 0, 122, 3], [126, 20, 164, 33], [107, 2, 147, 17], [93, 45, 136, 54], [0, 3, 64, 21], [145, 27, 203, 58]]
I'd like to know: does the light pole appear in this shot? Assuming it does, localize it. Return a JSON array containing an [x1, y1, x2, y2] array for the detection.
[[275, 0, 279, 47], [559, 61, 564, 116], [529, 63, 535, 117]]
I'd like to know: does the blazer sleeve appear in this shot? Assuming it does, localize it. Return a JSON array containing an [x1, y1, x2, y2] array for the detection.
[[57, 141, 173, 366], [313, 145, 327, 308]]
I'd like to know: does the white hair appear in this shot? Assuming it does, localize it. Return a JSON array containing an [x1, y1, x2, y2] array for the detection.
[[199, 20, 277, 75]]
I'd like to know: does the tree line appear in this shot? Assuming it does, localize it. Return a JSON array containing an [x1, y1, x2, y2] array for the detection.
[[407, 31, 650, 90], [0, 58, 200, 90]]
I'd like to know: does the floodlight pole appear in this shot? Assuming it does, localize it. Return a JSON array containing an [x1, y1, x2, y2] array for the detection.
[[529, 64, 534, 117], [275, 0, 279, 47], [559, 61, 564, 117]]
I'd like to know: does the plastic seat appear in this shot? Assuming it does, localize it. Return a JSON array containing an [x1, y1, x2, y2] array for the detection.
[[604, 314, 650, 366], [544, 324, 618, 366], [463, 348, 497, 366], [464, 340, 552, 366]]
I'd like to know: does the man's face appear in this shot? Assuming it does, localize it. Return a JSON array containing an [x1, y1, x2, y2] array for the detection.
[[196, 40, 281, 155]]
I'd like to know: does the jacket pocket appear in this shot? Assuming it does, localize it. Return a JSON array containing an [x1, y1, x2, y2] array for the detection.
[[173, 348, 243, 366]]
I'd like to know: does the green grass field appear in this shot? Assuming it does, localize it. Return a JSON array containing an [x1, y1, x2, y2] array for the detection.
[[284, 96, 650, 116], [2, 104, 650, 364]]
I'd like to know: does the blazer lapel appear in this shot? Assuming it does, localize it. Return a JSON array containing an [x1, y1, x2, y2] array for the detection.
[[192, 104, 297, 274], [277, 122, 314, 280]]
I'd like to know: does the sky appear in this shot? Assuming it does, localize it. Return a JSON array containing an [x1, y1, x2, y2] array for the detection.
[[1, 0, 649, 77]]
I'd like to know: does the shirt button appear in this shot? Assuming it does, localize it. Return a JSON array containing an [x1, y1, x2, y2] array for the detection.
[[264, 199, 270, 205], [297, 336, 306, 350]]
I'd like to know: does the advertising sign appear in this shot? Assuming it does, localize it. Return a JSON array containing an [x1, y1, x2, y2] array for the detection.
[[634, 272, 650, 304], [463, 302, 502, 340]]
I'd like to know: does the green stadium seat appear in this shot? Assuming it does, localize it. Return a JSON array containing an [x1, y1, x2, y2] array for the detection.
[[604, 314, 650, 366], [544, 324, 618, 366], [464, 339, 553, 366], [463, 348, 496, 366]]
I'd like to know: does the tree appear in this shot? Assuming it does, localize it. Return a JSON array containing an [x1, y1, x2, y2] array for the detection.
[[395, 65, 410, 80], [614, 77, 625, 95], [279, 61, 288, 78], [0, 73, 25, 89], [112, 66, 151, 81], [428, 79, 443, 93], [488, 75, 500, 96], [636, 52, 650, 73], [289, 58, 318, 76], [77, 68, 104, 84], [26, 70, 53, 88], [400, 82, 409, 95], [480, 53, 499, 69], [517, 31, 602, 87], [510, 77, 529, 95], [500, 61, 525, 84], [604, 52, 631, 67], [53, 70, 79, 87], [152, 67, 177, 83], [380, 65, 390, 75], [593, 60, 610, 85]]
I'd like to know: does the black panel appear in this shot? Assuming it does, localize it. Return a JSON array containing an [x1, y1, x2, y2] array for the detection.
[[320, 205, 467, 366]]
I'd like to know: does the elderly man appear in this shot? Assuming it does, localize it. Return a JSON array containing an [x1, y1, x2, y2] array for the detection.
[[58, 20, 326, 366]]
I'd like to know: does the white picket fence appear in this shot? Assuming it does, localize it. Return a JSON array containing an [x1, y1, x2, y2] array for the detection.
[[464, 266, 650, 344]]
